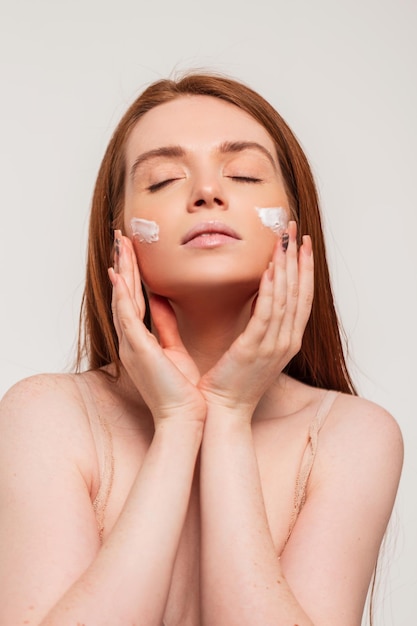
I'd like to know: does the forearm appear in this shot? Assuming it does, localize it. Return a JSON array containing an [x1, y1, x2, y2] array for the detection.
[[200, 410, 313, 626], [41, 420, 202, 626]]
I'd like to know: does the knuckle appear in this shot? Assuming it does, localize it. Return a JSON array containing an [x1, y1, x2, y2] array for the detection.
[[117, 306, 137, 333], [293, 337, 302, 354], [289, 332, 302, 355], [273, 303, 287, 322], [304, 290, 314, 308], [288, 281, 299, 299], [258, 342, 276, 359], [118, 343, 132, 365], [119, 316, 132, 334], [278, 337, 291, 355]]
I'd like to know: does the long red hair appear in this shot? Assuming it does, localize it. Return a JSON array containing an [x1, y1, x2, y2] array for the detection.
[[77, 72, 356, 394]]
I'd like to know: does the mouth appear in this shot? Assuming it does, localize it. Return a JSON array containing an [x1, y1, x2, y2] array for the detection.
[[181, 221, 242, 247]]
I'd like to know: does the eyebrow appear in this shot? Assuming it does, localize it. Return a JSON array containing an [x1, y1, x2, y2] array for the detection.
[[218, 141, 278, 171], [130, 146, 186, 180], [129, 140, 278, 181]]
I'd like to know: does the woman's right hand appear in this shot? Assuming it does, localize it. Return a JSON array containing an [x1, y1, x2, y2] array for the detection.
[[108, 231, 206, 427]]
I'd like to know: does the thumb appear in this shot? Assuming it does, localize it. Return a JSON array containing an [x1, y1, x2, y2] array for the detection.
[[149, 295, 184, 350]]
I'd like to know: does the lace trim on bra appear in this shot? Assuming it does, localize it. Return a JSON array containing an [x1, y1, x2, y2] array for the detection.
[[74, 375, 115, 542], [286, 389, 340, 542], [91, 413, 115, 542], [81, 379, 338, 545]]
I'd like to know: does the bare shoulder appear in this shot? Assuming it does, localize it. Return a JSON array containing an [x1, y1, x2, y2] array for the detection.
[[0, 372, 87, 427], [281, 391, 403, 624], [0, 371, 83, 407], [0, 374, 107, 622], [313, 392, 404, 494], [0, 372, 97, 479], [324, 392, 403, 457]]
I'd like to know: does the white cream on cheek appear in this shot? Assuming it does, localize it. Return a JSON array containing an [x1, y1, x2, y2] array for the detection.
[[130, 218, 160, 243], [130, 208, 287, 243], [255, 206, 288, 234]]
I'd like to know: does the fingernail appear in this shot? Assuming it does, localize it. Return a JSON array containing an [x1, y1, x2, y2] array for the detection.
[[108, 266, 117, 286], [267, 260, 274, 281], [114, 230, 122, 272], [302, 235, 312, 256], [281, 232, 289, 252]]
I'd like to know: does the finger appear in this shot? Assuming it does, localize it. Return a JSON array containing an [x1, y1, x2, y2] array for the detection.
[[116, 231, 134, 300], [113, 231, 121, 274], [270, 221, 298, 344], [122, 235, 146, 319], [149, 295, 185, 351], [283, 221, 299, 317], [116, 232, 146, 320], [236, 233, 285, 354], [240, 261, 275, 349], [108, 266, 122, 341], [244, 222, 301, 359], [248, 228, 289, 348], [293, 234, 314, 338], [108, 267, 149, 353], [114, 233, 141, 326]]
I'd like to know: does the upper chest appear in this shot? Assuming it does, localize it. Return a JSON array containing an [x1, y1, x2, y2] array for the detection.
[[95, 405, 317, 553], [81, 377, 335, 624]]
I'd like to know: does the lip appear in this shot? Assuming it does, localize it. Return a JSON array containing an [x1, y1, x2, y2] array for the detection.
[[181, 221, 242, 245]]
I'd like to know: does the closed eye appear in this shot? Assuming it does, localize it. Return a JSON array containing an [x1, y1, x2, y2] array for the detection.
[[147, 178, 180, 192], [228, 176, 263, 183]]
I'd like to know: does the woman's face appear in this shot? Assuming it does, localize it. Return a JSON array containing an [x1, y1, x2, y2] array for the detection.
[[123, 95, 290, 300]]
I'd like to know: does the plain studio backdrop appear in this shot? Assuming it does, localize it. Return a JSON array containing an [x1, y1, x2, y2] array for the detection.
[[0, 0, 415, 623]]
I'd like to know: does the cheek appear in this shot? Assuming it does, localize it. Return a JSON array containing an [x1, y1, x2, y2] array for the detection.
[[249, 237, 277, 275], [247, 203, 290, 255], [249, 214, 281, 252], [254, 206, 288, 235], [131, 237, 174, 293], [130, 217, 160, 243]]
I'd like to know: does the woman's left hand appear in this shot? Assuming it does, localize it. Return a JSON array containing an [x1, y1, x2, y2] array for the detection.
[[198, 221, 314, 417]]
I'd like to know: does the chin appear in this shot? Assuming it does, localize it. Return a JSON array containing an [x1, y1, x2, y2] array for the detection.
[[145, 272, 262, 301]]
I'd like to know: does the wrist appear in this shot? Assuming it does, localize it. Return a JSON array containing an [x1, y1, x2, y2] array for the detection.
[[205, 402, 254, 424], [204, 407, 254, 438], [154, 417, 204, 444]]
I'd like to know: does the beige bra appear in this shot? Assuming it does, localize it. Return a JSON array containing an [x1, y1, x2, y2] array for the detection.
[[75, 375, 115, 542], [287, 389, 339, 540], [76, 375, 338, 543]]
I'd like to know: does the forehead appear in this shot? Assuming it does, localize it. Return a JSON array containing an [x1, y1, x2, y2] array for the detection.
[[125, 95, 276, 156]]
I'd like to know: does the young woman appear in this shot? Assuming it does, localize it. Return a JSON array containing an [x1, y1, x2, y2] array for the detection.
[[0, 73, 403, 626]]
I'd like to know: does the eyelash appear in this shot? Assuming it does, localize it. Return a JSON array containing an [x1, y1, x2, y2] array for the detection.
[[147, 179, 178, 192], [229, 176, 262, 183], [147, 175, 262, 193]]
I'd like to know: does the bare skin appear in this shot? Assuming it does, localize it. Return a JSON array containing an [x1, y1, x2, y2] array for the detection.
[[0, 96, 403, 626]]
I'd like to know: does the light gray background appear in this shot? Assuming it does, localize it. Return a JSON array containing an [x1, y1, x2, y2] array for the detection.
[[0, 0, 415, 623]]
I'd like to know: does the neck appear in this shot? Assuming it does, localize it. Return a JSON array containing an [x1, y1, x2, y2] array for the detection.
[[166, 289, 256, 374]]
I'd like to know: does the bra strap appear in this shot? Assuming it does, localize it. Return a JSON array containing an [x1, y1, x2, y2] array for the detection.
[[74, 374, 115, 543], [287, 390, 340, 541]]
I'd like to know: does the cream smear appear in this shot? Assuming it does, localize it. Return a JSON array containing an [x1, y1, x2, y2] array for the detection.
[[255, 206, 288, 234], [131, 218, 160, 243]]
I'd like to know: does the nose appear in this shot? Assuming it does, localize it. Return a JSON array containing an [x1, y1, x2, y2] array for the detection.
[[187, 168, 228, 212]]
